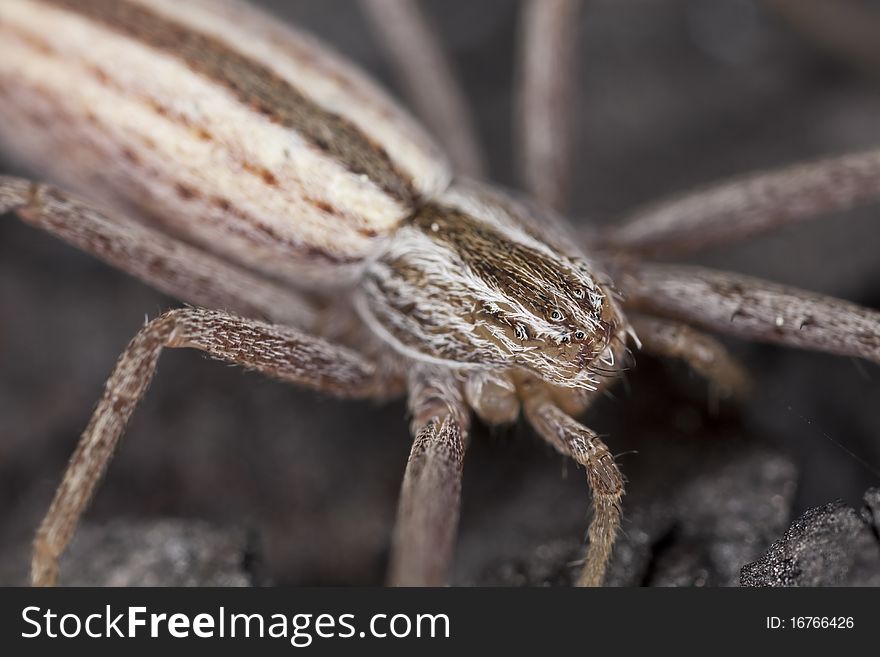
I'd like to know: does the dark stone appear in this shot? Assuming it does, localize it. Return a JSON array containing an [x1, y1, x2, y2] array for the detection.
[[741, 489, 880, 587], [470, 444, 798, 587], [0, 520, 258, 586], [3, 0, 880, 588]]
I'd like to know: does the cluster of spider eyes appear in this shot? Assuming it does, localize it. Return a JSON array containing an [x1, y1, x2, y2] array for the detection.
[[514, 320, 590, 344], [514, 302, 594, 345], [496, 285, 603, 345], [572, 286, 604, 309], [548, 287, 604, 345], [560, 330, 589, 344]]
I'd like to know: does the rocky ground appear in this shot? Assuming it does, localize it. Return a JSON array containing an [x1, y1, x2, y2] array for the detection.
[[1, 0, 879, 586], [742, 489, 880, 587]]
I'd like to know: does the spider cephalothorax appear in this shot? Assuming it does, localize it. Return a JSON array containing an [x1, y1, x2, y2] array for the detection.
[[361, 183, 626, 391]]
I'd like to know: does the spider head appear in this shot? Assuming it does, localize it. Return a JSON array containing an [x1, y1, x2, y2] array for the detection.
[[360, 183, 627, 390]]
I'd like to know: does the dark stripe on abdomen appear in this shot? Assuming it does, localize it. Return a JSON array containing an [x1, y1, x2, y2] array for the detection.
[[42, 0, 417, 205]]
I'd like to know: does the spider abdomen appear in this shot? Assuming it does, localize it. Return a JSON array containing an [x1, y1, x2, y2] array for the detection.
[[0, 0, 450, 286]]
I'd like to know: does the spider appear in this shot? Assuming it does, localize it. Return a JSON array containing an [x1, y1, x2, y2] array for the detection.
[[0, 0, 878, 588]]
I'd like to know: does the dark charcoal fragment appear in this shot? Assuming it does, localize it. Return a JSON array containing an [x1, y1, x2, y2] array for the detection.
[[470, 443, 798, 587], [741, 488, 880, 587], [1, 519, 259, 586]]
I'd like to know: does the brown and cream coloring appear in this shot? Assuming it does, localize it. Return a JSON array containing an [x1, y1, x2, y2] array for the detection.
[[1, 0, 879, 587]]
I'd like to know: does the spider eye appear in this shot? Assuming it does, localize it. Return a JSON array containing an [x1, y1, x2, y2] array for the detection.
[[574, 330, 587, 341], [550, 310, 564, 322], [573, 288, 585, 299]]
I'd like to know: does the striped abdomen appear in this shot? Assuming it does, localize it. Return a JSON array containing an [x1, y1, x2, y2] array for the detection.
[[0, 0, 450, 285]]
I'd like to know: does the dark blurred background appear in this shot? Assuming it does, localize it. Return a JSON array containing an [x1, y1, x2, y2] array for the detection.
[[1, 0, 879, 585]]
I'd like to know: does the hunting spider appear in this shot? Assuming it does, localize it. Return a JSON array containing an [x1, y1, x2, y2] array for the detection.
[[0, 0, 878, 588]]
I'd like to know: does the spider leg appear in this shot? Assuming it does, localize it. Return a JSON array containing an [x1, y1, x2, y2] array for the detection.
[[388, 367, 469, 586], [763, 0, 880, 75], [619, 263, 880, 365], [520, 378, 623, 587], [359, 0, 485, 177], [629, 314, 750, 400], [517, 0, 583, 212], [30, 308, 392, 587], [0, 176, 317, 328], [594, 147, 880, 257]]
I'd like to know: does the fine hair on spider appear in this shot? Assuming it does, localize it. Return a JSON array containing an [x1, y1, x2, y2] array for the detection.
[[0, 0, 879, 588]]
